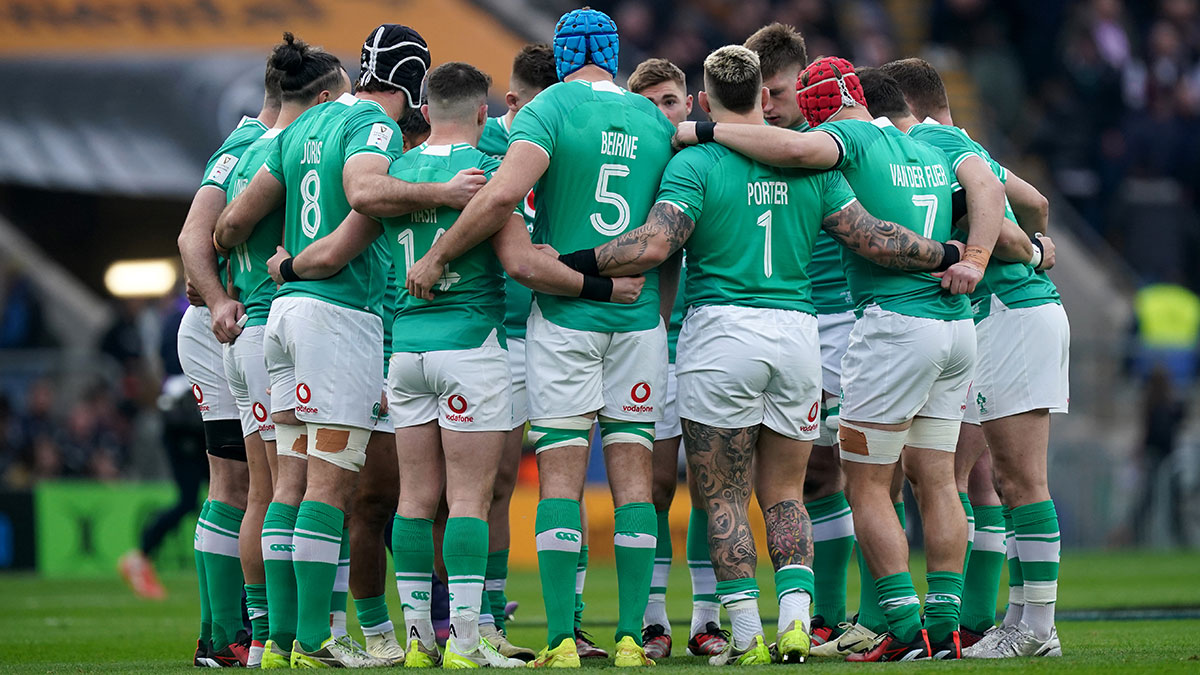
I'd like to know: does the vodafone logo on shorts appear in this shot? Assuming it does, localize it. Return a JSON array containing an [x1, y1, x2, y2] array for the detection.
[[253, 402, 268, 422], [191, 384, 210, 412], [623, 382, 654, 413], [446, 394, 474, 423], [295, 383, 318, 414], [801, 400, 820, 433]]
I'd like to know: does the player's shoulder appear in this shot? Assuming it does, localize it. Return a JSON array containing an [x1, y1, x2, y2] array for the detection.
[[667, 142, 731, 175], [216, 115, 268, 152]]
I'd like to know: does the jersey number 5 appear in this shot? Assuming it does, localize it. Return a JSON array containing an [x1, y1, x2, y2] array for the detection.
[[590, 163, 631, 236]]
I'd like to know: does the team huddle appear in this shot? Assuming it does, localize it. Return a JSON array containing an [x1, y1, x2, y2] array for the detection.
[[176, 5, 1068, 669]]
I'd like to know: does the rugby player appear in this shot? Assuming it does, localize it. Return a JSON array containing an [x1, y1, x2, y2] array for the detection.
[[216, 24, 479, 668], [475, 43, 556, 662], [881, 58, 1067, 659], [217, 34, 348, 668], [673, 54, 1005, 661], [176, 46, 279, 669], [743, 24, 859, 654], [625, 57, 727, 660], [561, 45, 963, 666], [404, 7, 677, 667]]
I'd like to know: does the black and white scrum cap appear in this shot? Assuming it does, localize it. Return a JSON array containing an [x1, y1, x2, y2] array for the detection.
[[358, 24, 431, 109]]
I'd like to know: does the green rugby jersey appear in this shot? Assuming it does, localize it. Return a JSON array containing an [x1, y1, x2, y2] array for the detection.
[[906, 120, 1060, 322], [666, 260, 687, 364], [226, 129, 282, 328], [479, 114, 536, 340], [202, 115, 268, 287], [821, 118, 970, 321], [656, 142, 856, 315], [264, 93, 398, 317], [382, 143, 508, 353], [509, 79, 676, 332]]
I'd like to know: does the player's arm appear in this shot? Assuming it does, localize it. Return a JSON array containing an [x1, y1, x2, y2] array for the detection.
[[214, 166, 284, 250], [674, 121, 841, 169], [822, 200, 960, 271], [1004, 170, 1050, 236], [267, 210, 383, 283], [938, 155, 1005, 294], [491, 213, 643, 304], [179, 185, 243, 343], [657, 250, 683, 324], [343, 154, 486, 218], [406, 142, 547, 300], [559, 202, 696, 278]]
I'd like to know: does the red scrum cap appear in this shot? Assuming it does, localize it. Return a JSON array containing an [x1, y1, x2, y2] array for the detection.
[[797, 56, 867, 127]]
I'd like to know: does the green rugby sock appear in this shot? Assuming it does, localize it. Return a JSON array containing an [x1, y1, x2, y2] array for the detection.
[[203, 500, 246, 648], [262, 502, 299, 647], [574, 545, 589, 631], [444, 517, 488, 651], [1013, 500, 1060, 639], [195, 500, 212, 645], [1002, 507, 1024, 628], [855, 502, 905, 633], [876, 572, 922, 644], [392, 516, 435, 648], [330, 527, 349, 638], [355, 594, 392, 636], [960, 492, 975, 570], [717, 578, 763, 651], [613, 502, 657, 644], [686, 507, 720, 635], [644, 509, 672, 631], [536, 499, 582, 647], [808, 491, 854, 623], [960, 504, 1005, 633], [292, 501, 344, 652], [923, 571, 964, 643], [485, 549, 509, 632], [245, 583, 269, 645]]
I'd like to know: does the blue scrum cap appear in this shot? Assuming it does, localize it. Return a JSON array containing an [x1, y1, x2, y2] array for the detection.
[[553, 7, 619, 80]]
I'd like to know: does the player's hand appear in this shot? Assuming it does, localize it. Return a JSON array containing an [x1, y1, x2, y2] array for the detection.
[[442, 169, 488, 210], [209, 295, 245, 344], [609, 275, 645, 304], [406, 254, 442, 301], [377, 390, 388, 418], [1035, 234, 1056, 271], [936, 261, 984, 295], [267, 246, 291, 285], [185, 281, 205, 307], [533, 243, 559, 258], [673, 122, 699, 151]]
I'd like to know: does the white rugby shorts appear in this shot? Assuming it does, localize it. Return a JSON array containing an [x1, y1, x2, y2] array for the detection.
[[178, 305, 239, 422]]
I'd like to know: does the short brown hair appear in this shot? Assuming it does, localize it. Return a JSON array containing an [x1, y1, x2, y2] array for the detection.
[[880, 58, 948, 118], [858, 67, 911, 119], [425, 62, 492, 118], [703, 45, 762, 114], [743, 23, 807, 79], [627, 58, 687, 95], [512, 43, 558, 92]]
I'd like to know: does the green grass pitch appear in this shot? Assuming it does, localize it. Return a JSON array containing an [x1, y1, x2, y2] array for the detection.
[[1, 550, 1198, 672]]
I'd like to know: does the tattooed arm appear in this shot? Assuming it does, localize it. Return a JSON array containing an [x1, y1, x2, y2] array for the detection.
[[592, 202, 696, 277], [822, 201, 957, 271]]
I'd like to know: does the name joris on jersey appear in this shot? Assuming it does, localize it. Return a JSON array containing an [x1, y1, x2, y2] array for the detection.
[[889, 162, 948, 189], [601, 131, 638, 159], [748, 181, 789, 206], [303, 140, 322, 164]]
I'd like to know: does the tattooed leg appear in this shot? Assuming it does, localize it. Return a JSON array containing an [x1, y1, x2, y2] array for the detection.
[[681, 419, 759, 581]]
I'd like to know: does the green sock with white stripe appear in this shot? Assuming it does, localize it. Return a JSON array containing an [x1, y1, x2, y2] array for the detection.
[[195, 500, 212, 646], [536, 498, 581, 647], [875, 572, 922, 644], [203, 500, 246, 648], [856, 502, 905, 634], [716, 578, 762, 651], [1001, 507, 1024, 628], [392, 515, 435, 648], [246, 583, 269, 646], [687, 507, 720, 636], [644, 509, 672, 633], [960, 504, 1005, 633], [923, 571, 964, 643], [775, 564, 815, 633], [330, 527, 349, 639], [808, 491, 854, 623], [444, 517, 488, 653], [574, 545, 589, 631], [613, 502, 657, 644], [262, 501, 299, 648], [960, 492, 975, 569], [355, 594, 393, 637], [292, 500, 344, 651], [1013, 500, 1060, 639], [485, 550, 509, 632]]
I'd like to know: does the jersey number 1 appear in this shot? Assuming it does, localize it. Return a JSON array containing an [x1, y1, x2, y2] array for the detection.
[[757, 211, 773, 278]]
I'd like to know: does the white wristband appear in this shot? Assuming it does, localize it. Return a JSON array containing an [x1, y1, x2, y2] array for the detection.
[[1028, 239, 1043, 269]]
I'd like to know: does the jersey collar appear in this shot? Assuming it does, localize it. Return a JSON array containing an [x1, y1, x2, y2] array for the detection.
[[871, 116, 895, 129], [922, 116, 942, 125]]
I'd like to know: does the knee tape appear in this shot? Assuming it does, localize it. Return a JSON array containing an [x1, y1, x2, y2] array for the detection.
[[204, 419, 247, 462], [528, 416, 592, 454], [307, 423, 370, 471], [598, 416, 654, 450], [275, 423, 308, 461], [816, 394, 841, 447], [838, 421, 907, 465], [905, 417, 961, 453]]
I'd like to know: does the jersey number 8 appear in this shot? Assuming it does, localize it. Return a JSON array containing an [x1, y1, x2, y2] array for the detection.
[[301, 169, 321, 238]]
